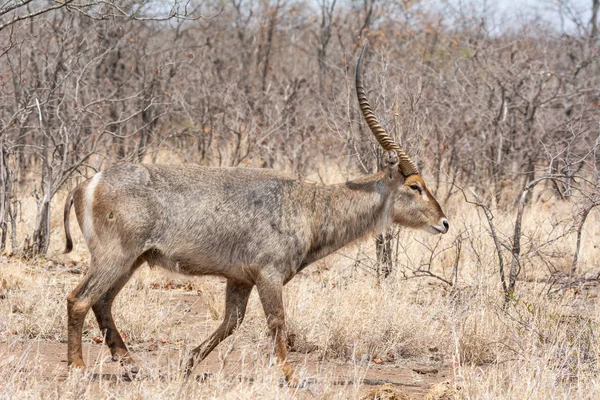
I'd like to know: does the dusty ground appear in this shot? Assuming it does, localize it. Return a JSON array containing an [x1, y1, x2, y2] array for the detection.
[[0, 337, 450, 398], [0, 260, 454, 399]]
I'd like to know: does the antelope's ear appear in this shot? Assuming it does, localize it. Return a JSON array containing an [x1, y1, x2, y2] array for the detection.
[[382, 151, 404, 184]]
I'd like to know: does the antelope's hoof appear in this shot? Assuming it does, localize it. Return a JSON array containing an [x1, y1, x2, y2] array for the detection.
[[282, 364, 299, 387], [183, 355, 200, 379], [195, 372, 212, 382], [113, 353, 140, 376], [122, 364, 141, 381], [68, 360, 86, 373], [112, 352, 135, 364], [124, 364, 140, 375]]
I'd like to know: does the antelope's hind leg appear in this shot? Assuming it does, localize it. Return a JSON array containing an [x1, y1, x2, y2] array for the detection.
[[91, 257, 144, 371], [185, 279, 253, 377], [66, 254, 138, 371]]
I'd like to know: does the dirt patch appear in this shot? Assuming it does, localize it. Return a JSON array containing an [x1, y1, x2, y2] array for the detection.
[[1, 338, 451, 399], [0, 286, 452, 399]]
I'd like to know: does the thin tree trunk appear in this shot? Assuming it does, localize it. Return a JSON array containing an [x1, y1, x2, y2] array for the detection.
[[570, 203, 596, 278], [375, 231, 393, 279], [0, 140, 7, 253], [591, 0, 599, 40]]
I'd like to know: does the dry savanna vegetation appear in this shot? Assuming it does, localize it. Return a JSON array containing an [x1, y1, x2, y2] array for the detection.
[[1, 0, 600, 399]]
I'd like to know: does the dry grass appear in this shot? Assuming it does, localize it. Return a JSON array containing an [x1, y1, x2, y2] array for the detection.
[[1, 179, 600, 399]]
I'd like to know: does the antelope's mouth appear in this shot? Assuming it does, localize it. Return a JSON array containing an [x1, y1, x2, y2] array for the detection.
[[426, 219, 449, 234], [425, 226, 444, 235]]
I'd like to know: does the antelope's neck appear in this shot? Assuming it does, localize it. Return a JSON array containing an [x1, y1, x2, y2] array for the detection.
[[302, 173, 392, 266]]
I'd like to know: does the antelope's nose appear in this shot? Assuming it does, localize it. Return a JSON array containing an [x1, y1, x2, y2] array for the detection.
[[441, 218, 449, 233]]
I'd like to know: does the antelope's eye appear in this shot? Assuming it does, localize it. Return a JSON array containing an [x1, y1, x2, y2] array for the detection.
[[409, 184, 422, 194]]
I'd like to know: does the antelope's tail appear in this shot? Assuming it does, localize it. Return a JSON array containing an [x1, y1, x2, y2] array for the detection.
[[63, 190, 75, 254]]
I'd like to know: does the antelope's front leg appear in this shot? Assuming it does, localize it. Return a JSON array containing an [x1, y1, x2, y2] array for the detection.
[[184, 279, 253, 377], [255, 269, 298, 386]]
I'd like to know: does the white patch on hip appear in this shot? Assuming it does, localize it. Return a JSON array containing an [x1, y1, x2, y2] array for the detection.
[[83, 172, 102, 242]]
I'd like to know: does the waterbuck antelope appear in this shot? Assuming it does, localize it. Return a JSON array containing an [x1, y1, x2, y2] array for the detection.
[[63, 43, 449, 383]]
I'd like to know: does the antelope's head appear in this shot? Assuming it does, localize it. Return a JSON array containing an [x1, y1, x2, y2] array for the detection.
[[356, 42, 449, 234]]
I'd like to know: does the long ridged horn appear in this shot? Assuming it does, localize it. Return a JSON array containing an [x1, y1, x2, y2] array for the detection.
[[356, 41, 418, 177]]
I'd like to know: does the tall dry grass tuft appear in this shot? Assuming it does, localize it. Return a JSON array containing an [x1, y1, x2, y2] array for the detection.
[[285, 274, 449, 362]]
